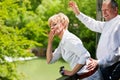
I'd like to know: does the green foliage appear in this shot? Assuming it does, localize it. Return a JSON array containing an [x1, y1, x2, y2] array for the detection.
[[2, 0, 120, 79], [0, 0, 43, 79], [19, 24, 47, 45], [0, 26, 41, 57], [0, 62, 21, 80], [0, 25, 42, 79]]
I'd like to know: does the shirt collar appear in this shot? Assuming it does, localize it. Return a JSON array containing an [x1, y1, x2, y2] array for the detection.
[[106, 15, 120, 23], [60, 30, 69, 45]]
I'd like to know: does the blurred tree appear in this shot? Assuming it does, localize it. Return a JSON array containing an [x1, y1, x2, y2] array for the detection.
[[1, 0, 120, 79]]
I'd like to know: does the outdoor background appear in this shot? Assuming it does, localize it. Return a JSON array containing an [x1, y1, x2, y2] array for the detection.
[[0, 0, 120, 80]]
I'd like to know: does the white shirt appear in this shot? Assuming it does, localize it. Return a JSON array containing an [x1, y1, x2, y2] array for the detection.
[[50, 30, 90, 74], [76, 12, 120, 68]]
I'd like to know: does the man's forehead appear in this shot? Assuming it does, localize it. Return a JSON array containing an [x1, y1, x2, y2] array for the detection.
[[102, 0, 111, 8], [103, 0, 111, 3]]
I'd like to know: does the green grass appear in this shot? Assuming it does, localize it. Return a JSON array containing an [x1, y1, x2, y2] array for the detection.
[[17, 57, 70, 80]]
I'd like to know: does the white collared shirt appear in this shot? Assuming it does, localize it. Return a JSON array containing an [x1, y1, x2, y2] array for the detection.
[[49, 30, 90, 74], [76, 12, 120, 68]]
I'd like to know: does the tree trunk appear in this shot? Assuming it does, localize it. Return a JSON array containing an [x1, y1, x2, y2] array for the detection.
[[96, 0, 103, 53]]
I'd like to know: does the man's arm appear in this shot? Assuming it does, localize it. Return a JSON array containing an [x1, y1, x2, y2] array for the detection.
[[69, 1, 105, 33]]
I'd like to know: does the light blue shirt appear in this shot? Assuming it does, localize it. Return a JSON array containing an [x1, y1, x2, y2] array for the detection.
[[76, 12, 120, 68], [50, 30, 90, 74]]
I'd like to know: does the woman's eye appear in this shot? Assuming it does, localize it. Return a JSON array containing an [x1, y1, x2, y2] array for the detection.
[[53, 23, 57, 26]]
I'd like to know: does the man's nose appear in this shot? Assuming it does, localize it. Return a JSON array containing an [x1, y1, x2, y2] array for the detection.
[[102, 11, 106, 16]]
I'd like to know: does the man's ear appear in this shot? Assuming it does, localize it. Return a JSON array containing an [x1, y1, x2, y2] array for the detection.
[[115, 7, 118, 14]]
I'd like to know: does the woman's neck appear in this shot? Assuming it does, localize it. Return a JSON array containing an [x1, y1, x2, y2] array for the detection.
[[58, 29, 66, 39]]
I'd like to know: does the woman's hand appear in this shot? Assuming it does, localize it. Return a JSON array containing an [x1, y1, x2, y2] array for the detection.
[[48, 30, 55, 43], [64, 70, 73, 76]]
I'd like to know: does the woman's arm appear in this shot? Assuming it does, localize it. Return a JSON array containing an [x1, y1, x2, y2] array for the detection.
[[64, 64, 84, 76], [46, 30, 54, 64]]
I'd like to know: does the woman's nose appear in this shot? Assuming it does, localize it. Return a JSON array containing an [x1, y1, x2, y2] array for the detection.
[[51, 26, 54, 29]]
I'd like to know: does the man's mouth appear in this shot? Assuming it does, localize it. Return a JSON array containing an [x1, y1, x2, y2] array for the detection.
[[104, 15, 109, 18]]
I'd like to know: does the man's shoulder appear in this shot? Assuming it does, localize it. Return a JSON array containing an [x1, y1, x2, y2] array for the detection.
[[117, 15, 120, 20]]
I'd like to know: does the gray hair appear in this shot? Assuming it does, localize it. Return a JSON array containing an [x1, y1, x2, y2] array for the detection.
[[111, 0, 118, 9], [103, 0, 118, 9]]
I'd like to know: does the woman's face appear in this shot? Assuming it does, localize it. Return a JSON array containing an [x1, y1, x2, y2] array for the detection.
[[50, 21, 63, 36]]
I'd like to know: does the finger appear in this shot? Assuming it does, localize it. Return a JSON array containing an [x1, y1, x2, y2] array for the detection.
[[87, 63, 95, 70], [87, 66, 95, 71], [87, 64, 93, 70], [89, 58, 93, 61]]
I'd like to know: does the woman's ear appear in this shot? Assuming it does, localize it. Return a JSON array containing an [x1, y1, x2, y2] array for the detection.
[[61, 22, 66, 28]]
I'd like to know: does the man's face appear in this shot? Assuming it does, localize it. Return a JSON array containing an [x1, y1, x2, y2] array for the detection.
[[102, 2, 117, 21]]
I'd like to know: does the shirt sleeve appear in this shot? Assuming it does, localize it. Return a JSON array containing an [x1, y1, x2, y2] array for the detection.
[[76, 12, 105, 33], [64, 38, 90, 65], [49, 46, 62, 64]]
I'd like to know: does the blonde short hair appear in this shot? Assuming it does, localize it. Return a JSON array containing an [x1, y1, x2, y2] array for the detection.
[[48, 13, 69, 29]]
